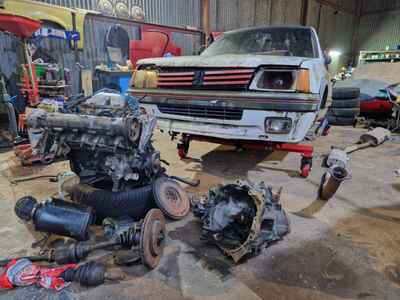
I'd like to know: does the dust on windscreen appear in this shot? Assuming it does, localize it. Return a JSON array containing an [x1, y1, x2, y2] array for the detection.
[[202, 27, 317, 58]]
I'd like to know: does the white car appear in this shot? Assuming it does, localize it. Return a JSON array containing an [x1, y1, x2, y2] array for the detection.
[[130, 26, 331, 177]]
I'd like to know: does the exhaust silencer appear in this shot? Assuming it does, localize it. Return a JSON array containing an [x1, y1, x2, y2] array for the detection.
[[318, 165, 350, 201]]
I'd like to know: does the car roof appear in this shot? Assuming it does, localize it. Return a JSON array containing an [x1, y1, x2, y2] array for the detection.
[[224, 25, 314, 35]]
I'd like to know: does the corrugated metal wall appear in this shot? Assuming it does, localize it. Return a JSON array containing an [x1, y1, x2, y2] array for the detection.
[[361, 0, 400, 14], [355, 0, 400, 51], [357, 11, 400, 51], [210, 0, 303, 32], [210, 0, 355, 62], [0, 33, 20, 81], [35, 0, 96, 10], [143, 0, 201, 27], [35, 0, 201, 28], [308, 1, 355, 52]]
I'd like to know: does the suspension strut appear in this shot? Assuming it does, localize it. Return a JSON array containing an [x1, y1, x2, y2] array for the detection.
[[1, 209, 166, 269]]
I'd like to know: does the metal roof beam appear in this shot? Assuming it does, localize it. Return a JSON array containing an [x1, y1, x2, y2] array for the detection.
[[362, 5, 400, 16], [315, 0, 355, 15]]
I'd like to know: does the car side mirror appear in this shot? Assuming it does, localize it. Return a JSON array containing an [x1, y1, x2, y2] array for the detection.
[[324, 53, 332, 65]]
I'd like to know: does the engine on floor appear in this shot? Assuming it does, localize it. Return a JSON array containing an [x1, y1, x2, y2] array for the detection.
[[27, 91, 162, 191]]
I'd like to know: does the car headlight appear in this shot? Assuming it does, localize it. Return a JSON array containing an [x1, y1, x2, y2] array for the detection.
[[249, 69, 310, 93], [132, 70, 159, 88], [265, 117, 292, 134]]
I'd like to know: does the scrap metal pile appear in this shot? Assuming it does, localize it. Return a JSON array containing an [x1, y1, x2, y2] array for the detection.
[[2, 91, 292, 293], [0, 91, 192, 291], [193, 180, 290, 262], [26, 90, 192, 220]]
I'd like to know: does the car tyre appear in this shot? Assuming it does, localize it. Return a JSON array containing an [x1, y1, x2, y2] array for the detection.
[[330, 99, 360, 109], [332, 87, 360, 100], [326, 115, 356, 126], [328, 107, 360, 118]]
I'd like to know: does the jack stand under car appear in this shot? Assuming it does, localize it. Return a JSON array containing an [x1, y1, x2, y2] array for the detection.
[[176, 133, 313, 178], [193, 180, 290, 263]]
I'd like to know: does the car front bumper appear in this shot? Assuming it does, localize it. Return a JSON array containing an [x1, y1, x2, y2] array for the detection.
[[132, 88, 320, 143], [142, 104, 316, 143]]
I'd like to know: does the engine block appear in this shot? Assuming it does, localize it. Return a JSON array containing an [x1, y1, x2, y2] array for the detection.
[[27, 92, 161, 191]]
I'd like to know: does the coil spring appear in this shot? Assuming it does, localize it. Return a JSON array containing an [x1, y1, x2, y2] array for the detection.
[[117, 224, 139, 247]]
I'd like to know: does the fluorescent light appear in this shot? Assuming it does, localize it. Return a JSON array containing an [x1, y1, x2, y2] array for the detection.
[[329, 50, 342, 58]]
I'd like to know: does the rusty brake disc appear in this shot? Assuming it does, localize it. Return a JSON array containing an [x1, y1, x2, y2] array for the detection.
[[139, 209, 166, 269]]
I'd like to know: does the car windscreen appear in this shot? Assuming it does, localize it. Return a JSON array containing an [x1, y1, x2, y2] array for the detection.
[[202, 27, 318, 58]]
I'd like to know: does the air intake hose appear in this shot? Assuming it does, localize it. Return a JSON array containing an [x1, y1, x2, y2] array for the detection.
[[70, 184, 155, 222]]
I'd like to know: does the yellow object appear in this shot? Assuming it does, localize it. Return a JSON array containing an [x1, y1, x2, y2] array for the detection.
[[0, 0, 90, 48], [133, 70, 158, 89], [37, 103, 58, 112], [296, 69, 311, 93]]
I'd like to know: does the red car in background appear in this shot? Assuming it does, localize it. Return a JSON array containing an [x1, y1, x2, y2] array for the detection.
[[335, 79, 395, 117]]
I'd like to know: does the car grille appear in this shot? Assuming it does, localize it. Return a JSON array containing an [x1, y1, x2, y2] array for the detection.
[[157, 68, 255, 90], [157, 104, 243, 120]]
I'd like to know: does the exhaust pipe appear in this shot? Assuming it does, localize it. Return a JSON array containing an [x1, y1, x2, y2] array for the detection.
[[318, 165, 350, 201]]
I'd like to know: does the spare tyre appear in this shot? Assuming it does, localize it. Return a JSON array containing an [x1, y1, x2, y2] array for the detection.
[[331, 99, 360, 109], [332, 87, 360, 100], [327, 107, 360, 118], [326, 115, 356, 126]]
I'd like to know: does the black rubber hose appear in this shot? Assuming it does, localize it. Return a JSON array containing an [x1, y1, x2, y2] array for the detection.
[[71, 184, 155, 222]]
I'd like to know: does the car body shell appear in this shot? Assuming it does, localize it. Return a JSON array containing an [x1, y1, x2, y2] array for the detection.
[[131, 26, 329, 144]]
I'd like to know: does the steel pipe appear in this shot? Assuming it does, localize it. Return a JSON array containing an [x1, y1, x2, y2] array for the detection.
[[318, 165, 350, 201]]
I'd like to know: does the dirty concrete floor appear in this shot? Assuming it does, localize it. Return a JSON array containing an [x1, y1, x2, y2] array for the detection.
[[0, 126, 399, 300]]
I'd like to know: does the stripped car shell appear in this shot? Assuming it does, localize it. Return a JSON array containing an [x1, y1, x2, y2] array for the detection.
[[130, 26, 329, 145]]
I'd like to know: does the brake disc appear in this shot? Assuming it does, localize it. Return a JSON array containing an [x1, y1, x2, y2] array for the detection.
[[153, 177, 190, 220], [139, 209, 166, 269]]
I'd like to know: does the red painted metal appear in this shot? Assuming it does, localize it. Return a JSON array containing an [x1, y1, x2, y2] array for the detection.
[[158, 82, 194, 86], [158, 76, 194, 82], [156, 68, 255, 88], [203, 80, 250, 85], [274, 142, 313, 158], [20, 64, 40, 106], [360, 98, 393, 115], [179, 133, 313, 177], [0, 13, 41, 39], [204, 69, 254, 75], [300, 163, 311, 177], [204, 74, 253, 80], [185, 134, 313, 157], [129, 26, 182, 66], [211, 32, 222, 40], [0, 13, 40, 106]]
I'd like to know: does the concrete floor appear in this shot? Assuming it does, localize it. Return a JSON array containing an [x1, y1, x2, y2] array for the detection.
[[0, 126, 399, 300]]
